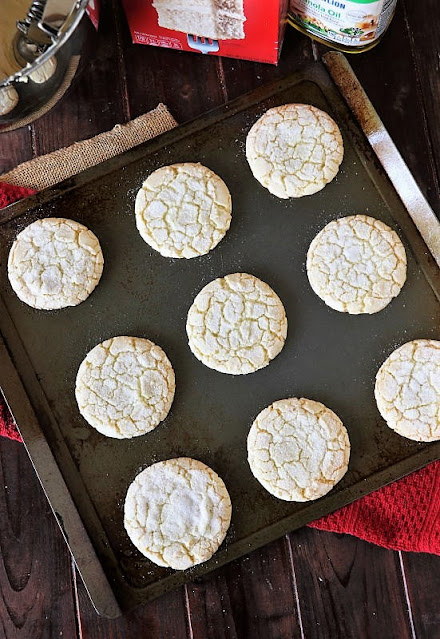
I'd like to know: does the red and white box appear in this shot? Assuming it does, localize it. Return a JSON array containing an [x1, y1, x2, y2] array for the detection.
[[122, 0, 289, 65], [86, 0, 101, 30]]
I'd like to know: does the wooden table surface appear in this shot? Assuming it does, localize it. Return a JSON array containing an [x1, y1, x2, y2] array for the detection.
[[1, 1, 439, 637]]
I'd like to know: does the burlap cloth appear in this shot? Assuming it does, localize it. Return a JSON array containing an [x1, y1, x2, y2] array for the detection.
[[0, 105, 439, 555], [1, 103, 177, 189]]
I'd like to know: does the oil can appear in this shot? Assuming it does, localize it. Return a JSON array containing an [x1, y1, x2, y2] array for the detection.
[[288, 0, 397, 52]]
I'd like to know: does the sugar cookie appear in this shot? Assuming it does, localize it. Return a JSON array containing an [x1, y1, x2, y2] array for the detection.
[[246, 104, 343, 198], [8, 217, 103, 310], [247, 398, 350, 501], [0, 84, 18, 116], [75, 336, 175, 439], [186, 272, 287, 375], [375, 339, 440, 442], [135, 163, 232, 258], [124, 457, 232, 570], [307, 215, 407, 314]]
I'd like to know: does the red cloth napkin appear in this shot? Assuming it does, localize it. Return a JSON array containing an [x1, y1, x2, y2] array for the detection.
[[0, 182, 36, 207], [1, 182, 439, 555]]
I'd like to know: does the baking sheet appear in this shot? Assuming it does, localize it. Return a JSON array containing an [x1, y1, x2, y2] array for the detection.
[[1, 58, 439, 615]]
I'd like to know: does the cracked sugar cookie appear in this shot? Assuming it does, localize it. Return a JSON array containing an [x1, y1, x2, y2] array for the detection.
[[8, 218, 103, 310], [186, 272, 287, 375], [375, 339, 440, 442], [0, 85, 18, 116], [307, 215, 407, 314], [246, 104, 343, 199], [124, 458, 232, 570], [135, 163, 232, 258], [247, 398, 350, 502], [75, 336, 175, 439]]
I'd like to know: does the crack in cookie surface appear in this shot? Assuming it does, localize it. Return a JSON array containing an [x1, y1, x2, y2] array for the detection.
[[246, 104, 343, 199], [375, 339, 440, 442], [135, 163, 232, 258], [8, 217, 104, 310], [247, 398, 350, 501], [186, 273, 287, 375], [75, 336, 175, 438], [306, 215, 407, 314], [124, 457, 232, 570]]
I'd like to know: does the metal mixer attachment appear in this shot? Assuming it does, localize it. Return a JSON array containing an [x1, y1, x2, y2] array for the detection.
[[14, 0, 78, 66], [1, 0, 90, 125]]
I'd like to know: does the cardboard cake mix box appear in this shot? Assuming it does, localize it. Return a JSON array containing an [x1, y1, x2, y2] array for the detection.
[[122, 0, 289, 65]]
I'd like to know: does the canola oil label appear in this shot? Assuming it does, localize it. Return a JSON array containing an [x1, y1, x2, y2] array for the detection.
[[289, 0, 397, 47]]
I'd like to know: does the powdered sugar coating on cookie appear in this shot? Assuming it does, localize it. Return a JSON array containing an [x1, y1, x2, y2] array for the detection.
[[307, 215, 407, 314], [0, 85, 19, 116], [124, 457, 232, 570], [75, 336, 175, 439], [135, 163, 232, 258], [247, 398, 350, 501], [375, 339, 440, 442], [186, 272, 287, 375], [8, 217, 104, 310], [246, 104, 343, 199]]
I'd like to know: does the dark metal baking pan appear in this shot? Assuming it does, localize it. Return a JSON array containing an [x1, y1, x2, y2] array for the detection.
[[1, 53, 439, 616]]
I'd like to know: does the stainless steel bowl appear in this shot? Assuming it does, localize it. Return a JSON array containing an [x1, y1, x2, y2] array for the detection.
[[0, 0, 94, 130]]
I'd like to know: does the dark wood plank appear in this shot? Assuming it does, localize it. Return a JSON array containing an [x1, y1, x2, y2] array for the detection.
[[218, 29, 314, 102], [186, 573, 239, 639], [76, 573, 189, 639], [401, 0, 440, 207], [0, 438, 78, 639], [0, 128, 33, 175], [289, 527, 414, 639], [186, 538, 302, 639], [342, 1, 440, 212], [402, 552, 440, 639]]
